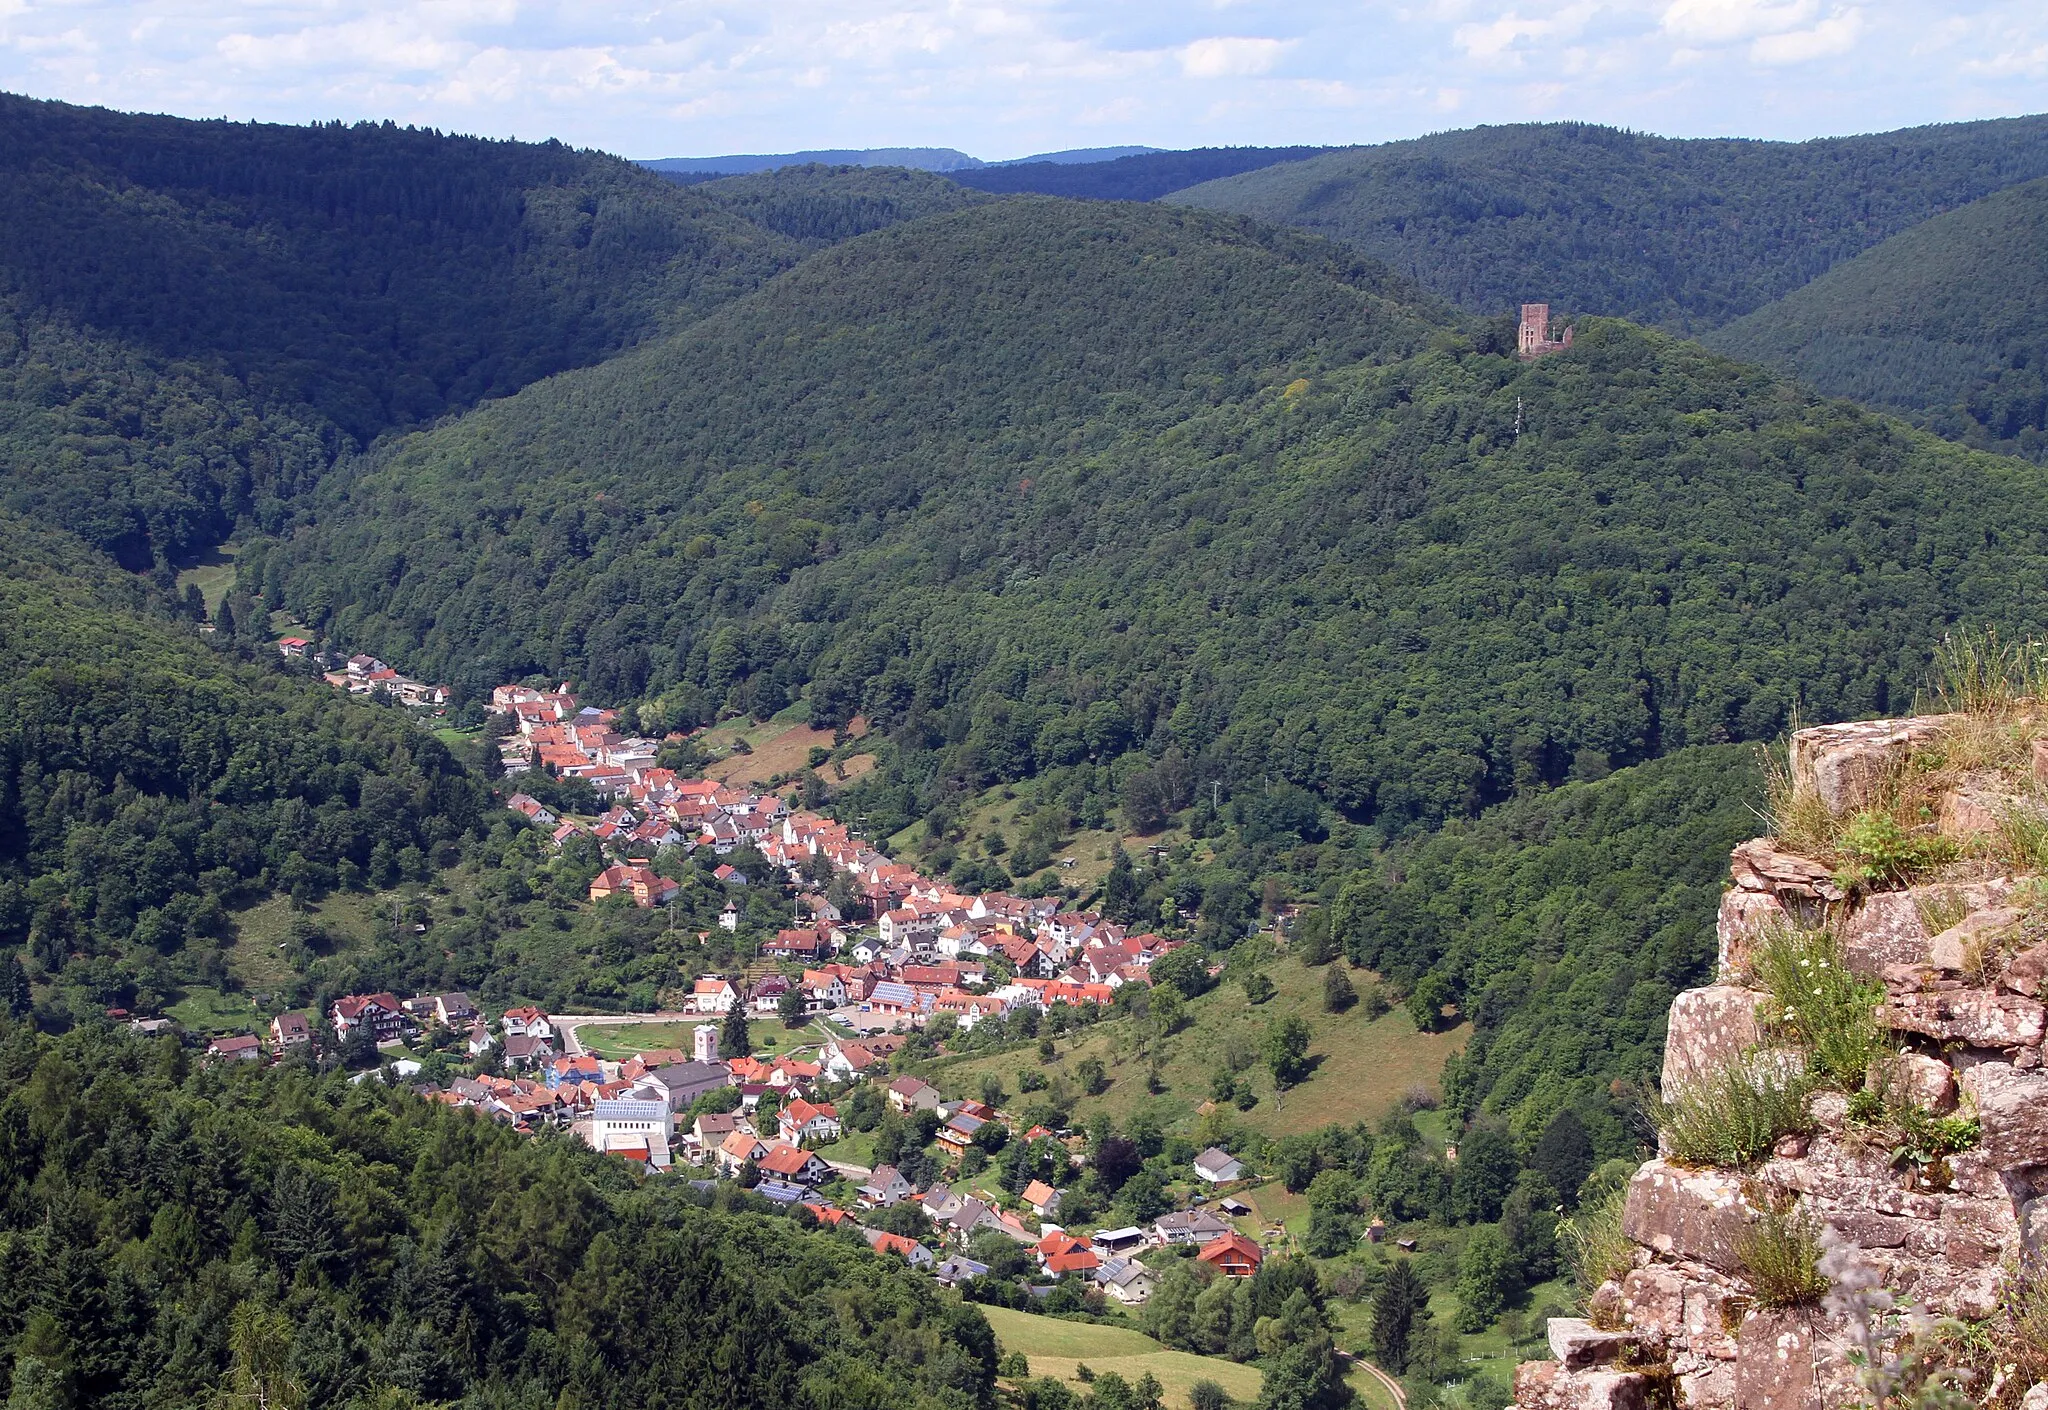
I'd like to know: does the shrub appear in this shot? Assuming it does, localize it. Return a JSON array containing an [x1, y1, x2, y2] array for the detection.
[[1835, 811, 1951, 889], [1559, 1183, 1634, 1299], [1737, 1197, 1829, 1309], [1745, 923, 1888, 1086], [1657, 1055, 1814, 1169], [1927, 626, 2047, 716]]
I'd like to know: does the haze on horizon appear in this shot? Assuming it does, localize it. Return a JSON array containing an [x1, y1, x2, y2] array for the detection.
[[0, 0, 2040, 163]]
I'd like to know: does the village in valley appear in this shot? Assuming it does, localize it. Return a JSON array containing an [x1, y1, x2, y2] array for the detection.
[[186, 665, 1341, 1323]]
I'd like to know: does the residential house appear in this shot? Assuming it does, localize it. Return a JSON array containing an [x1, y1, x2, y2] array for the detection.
[[778, 1098, 841, 1146], [936, 1112, 986, 1152], [1097, 1258, 1156, 1305], [934, 1255, 990, 1288], [921, 1184, 964, 1224], [856, 1166, 912, 1208], [864, 1229, 936, 1269], [207, 1034, 263, 1062], [503, 1032, 553, 1069], [506, 794, 558, 826], [269, 1012, 312, 1050], [588, 863, 679, 908], [716, 1130, 770, 1175], [1045, 1249, 1101, 1278], [689, 1111, 742, 1162], [888, 1076, 942, 1113], [1154, 1210, 1233, 1246], [756, 1144, 833, 1186], [1192, 1147, 1246, 1184], [1198, 1231, 1264, 1279], [1021, 1180, 1064, 1220], [818, 1037, 877, 1081], [690, 978, 740, 1014], [331, 993, 412, 1043], [749, 974, 793, 1014], [433, 993, 479, 1027], [502, 1006, 555, 1041]]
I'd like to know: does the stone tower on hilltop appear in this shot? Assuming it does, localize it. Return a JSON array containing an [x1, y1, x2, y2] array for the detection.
[[1519, 303, 1574, 360]]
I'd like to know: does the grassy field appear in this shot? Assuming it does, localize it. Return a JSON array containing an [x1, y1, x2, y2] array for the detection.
[[173, 544, 238, 615], [166, 986, 262, 1033], [886, 773, 1178, 897], [978, 1305, 1263, 1408], [935, 954, 1467, 1140], [573, 1015, 833, 1060]]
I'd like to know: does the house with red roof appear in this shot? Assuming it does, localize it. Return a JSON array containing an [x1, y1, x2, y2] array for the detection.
[[330, 992, 412, 1043], [756, 1143, 833, 1186], [1199, 1231, 1264, 1278], [778, 1097, 841, 1145], [588, 863, 679, 908]]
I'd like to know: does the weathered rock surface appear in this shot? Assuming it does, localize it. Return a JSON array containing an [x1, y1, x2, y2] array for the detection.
[[1926, 905, 2022, 972], [1662, 986, 1769, 1091], [1961, 1061, 2048, 1168], [1871, 1052, 1955, 1112], [1837, 890, 1928, 972], [2004, 941, 2048, 997], [1516, 716, 2046, 1410], [1622, 1162, 1755, 1275], [1886, 988, 2046, 1047], [1790, 716, 1952, 817], [1719, 888, 1790, 977]]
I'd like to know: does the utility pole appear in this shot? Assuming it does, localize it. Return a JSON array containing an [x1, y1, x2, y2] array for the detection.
[[1210, 781, 1221, 810], [1515, 396, 1523, 439]]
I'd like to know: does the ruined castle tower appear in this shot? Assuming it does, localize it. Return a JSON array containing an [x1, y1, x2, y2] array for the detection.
[[1519, 303, 1574, 360]]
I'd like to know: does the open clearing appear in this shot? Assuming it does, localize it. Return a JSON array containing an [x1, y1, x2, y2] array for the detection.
[[936, 954, 1467, 1138], [979, 1305, 1263, 1407], [699, 710, 875, 790]]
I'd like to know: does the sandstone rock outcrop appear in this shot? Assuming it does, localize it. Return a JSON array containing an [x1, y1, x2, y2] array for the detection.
[[1515, 713, 2048, 1410]]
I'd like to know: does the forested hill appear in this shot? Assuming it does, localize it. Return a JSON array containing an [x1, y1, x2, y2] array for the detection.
[[1706, 177, 2048, 462], [0, 1021, 997, 1409], [0, 507, 489, 1016], [949, 147, 1331, 202], [0, 93, 800, 568], [692, 163, 996, 247], [1167, 116, 2048, 331], [261, 196, 2048, 836]]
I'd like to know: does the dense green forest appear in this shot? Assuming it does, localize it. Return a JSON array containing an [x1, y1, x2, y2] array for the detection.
[[257, 197, 2048, 841], [0, 93, 803, 567], [1708, 176, 2048, 462], [1333, 744, 1760, 1135], [950, 148, 1330, 202], [0, 508, 491, 1021], [694, 164, 995, 247], [0, 1020, 1002, 1410], [1169, 116, 2048, 331]]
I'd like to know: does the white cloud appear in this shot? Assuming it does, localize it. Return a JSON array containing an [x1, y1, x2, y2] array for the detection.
[[1178, 35, 1290, 77], [1750, 7, 1862, 62], [1660, 0, 1815, 44], [0, 0, 2036, 159]]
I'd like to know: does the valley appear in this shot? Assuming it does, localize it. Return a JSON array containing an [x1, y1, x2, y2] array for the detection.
[[4, 90, 2048, 1410]]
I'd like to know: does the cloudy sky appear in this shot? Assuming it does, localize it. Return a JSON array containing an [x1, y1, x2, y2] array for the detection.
[[0, 0, 2040, 161]]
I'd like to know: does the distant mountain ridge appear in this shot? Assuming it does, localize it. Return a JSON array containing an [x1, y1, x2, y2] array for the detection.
[[639, 145, 1162, 177], [1169, 115, 2048, 331], [1707, 176, 2048, 461]]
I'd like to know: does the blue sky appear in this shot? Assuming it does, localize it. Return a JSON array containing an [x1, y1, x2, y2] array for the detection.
[[0, 1, 2040, 160]]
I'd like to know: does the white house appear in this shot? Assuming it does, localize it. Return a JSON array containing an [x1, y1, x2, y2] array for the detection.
[[1192, 1147, 1245, 1184]]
